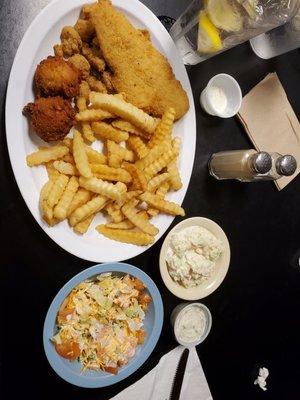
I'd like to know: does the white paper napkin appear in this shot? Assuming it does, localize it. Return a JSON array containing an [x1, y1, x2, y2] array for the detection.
[[110, 346, 213, 400]]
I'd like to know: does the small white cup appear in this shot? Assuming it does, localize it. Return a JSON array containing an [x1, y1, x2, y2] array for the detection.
[[200, 73, 242, 118], [170, 302, 212, 347]]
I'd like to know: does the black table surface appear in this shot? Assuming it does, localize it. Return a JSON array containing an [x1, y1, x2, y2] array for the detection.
[[1, 1, 300, 399]]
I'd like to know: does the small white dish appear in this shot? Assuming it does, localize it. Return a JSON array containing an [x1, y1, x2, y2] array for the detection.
[[200, 73, 242, 118], [159, 217, 230, 300], [170, 302, 212, 347]]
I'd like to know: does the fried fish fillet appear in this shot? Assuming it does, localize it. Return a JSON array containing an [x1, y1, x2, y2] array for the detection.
[[90, 0, 189, 120]]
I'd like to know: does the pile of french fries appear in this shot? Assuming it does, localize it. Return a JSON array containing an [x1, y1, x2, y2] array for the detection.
[[26, 93, 185, 246]]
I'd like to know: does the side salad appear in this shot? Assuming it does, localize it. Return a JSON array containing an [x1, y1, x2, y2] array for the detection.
[[51, 273, 152, 374]]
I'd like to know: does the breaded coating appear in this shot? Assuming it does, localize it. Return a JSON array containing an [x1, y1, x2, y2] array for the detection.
[[68, 54, 90, 79], [80, 3, 98, 20], [35, 56, 82, 98], [53, 44, 64, 58], [90, 0, 189, 119], [61, 26, 82, 57], [82, 42, 105, 73], [101, 70, 115, 93], [23, 97, 75, 142], [74, 19, 95, 42], [79, 81, 91, 100], [139, 29, 151, 41], [87, 75, 107, 93]]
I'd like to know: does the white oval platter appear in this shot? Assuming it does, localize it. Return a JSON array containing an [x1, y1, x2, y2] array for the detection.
[[5, 0, 196, 262]]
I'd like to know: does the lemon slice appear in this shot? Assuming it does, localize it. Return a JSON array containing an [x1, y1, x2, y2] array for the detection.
[[197, 12, 223, 54], [207, 0, 243, 32], [237, 0, 259, 19]]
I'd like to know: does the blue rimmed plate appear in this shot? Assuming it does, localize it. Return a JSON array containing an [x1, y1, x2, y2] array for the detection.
[[43, 263, 164, 388]]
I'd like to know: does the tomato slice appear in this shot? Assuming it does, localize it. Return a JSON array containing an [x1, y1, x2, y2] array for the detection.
[[132, 278, 145, 292], [104, 366, 118, 375], [136, 329, 146, 344], [138, 291, 152, 306], [55, 340, 80, 361]]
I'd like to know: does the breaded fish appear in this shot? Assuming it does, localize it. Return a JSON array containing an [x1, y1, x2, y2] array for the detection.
[[90, 0, 189, 120]]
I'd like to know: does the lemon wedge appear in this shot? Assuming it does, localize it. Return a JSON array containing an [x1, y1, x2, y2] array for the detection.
[[197, 11, 223, 54], [207, 0, 243, 32]]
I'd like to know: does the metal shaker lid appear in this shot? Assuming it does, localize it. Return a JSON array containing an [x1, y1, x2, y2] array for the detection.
[[251, 152, 272, 174], [276, 155, 297, 176]]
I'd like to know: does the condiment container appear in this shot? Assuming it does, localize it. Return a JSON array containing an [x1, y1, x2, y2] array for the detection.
[[200, 74, 242, 118], [263, 153, 297, 180], [171, 303, 212, 347], [208, 149, 273, 182]]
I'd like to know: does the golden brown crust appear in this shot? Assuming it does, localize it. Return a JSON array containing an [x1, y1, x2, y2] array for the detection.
[[23, 97, 75, 142], [34, 56, 82, 99], [90, 0, 189, 119]]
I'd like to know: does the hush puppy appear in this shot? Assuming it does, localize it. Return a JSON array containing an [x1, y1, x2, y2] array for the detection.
[[23, 97, 75, 142], [35, 56, 82, 98]]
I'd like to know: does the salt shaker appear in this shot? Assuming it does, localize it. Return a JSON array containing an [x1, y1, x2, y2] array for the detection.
[[208, 149, 272, 182], [264, 153, 297, 179]]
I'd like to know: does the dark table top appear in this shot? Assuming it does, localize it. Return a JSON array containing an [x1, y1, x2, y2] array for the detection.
[[1, 1, 300, 399]]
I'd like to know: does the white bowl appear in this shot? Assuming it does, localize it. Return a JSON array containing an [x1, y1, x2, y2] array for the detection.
[[159, 217, 230, 300]]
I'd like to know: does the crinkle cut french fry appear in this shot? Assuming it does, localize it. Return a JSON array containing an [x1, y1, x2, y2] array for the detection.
[[26, 146, 69, 167], [46, 162, 60, 180], [167, 161, 182, 191], [123, 163, 148, 191], [106, 220, 134, 229], [85, 146, 107, 165], [105, 203, 124, 223], [89, 93, 157, 134], [43, 215, 60, 227], [91, 164, 132, 183], [40, 180, 55, 220], [147, 107, 176, 149], [62, 137, 72, 149], [156, 182, 170, 197], [107, 140, 134, 162], [73, 130, 92, 178], [54, 176, 79, 220], [69, 195, 107, 226], [111, 119, 151, 139], [140, 192, 185, 216], [67, 188, 92, 217], [115, 190, 143, 209], [76, 108, 114, 122], [73, 213, 95, 234], [77, 96, 87, 113], [127, 136, 149, 159], [96, 225, 154, 246], [122, 202, 158, 236], [53, 160, 79, 176], [79, 176, 127, 201], [62, 153, 75, 164], [143, 148, 178, 180], [82, 122, 96, 143], [172, 137, 181, 153], [92, 122, 129, 143], [47, 175, 69, 208], [148, 182, 170, 216], [108, 152, 122, 168], [135, 141, 170, 170], [147, 172, 170, 192]]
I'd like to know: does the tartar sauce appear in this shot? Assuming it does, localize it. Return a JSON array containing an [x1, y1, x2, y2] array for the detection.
[[176, 305, 206, 344]]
